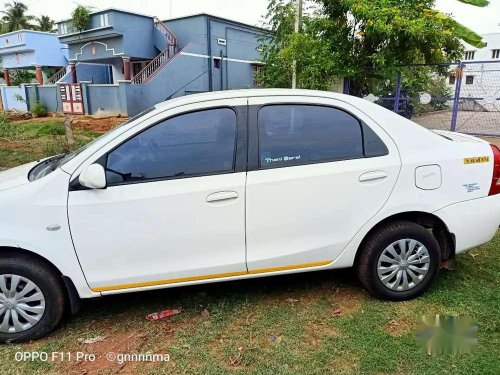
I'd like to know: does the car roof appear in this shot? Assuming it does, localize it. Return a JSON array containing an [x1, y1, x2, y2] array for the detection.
[[154, 89, 356, 110]]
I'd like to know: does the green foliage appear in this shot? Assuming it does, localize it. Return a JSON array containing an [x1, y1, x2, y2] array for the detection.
[[0, 112, 16, 138], [257, 0, 487, 94], [71, 5, 92, 33], [9, 69, 36, 86], [1, 1, 34, 32], [14, 93, 26, 103], [35, 15, 55, 32], [457, 0, 489, 6], [16, 120, 65, 138], [13, 94, 49, 117], [31, 100, 48, 117]]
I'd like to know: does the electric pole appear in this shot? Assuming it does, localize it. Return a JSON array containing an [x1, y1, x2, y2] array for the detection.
[[292, 0, 303, 89]]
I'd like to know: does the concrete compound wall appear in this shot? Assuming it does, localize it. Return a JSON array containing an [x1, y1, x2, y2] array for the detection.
[[0, 85, 27, 111], [84, 84, 127, 116], [1, 82, 126, 116]]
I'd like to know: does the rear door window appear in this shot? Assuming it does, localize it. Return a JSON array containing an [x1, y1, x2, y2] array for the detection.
[[258, 105, 365, 169]]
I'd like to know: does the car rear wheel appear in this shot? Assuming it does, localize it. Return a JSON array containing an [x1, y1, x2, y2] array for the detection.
[[0, 254, 66, 343], [356, 221, 441, 300]]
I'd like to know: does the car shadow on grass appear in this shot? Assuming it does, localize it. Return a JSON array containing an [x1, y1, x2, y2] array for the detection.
[[65, 268, 361, 325]]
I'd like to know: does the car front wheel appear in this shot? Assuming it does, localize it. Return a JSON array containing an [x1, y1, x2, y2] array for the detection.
[[356, 221, 441, 300], [0, 254, 66, 343]]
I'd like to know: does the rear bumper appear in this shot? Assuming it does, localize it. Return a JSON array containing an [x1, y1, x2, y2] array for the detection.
[[434, 194, 500, 254]]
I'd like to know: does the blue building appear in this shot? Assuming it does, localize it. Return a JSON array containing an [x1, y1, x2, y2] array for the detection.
[[54, 8, 266, 115], [0, 30, 68, 85]]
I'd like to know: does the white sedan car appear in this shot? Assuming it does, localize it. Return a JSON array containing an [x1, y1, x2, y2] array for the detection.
[[1, 89, 499, 342]]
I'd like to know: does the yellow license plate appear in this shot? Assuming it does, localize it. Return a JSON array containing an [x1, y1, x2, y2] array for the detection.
[[464, 156, 490, 164]]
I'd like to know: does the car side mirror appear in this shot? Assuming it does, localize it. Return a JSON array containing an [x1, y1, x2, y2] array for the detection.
[[79, 164, 106, 189]]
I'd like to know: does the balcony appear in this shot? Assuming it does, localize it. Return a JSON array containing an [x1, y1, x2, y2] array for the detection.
[[57, 11, 126, 45]]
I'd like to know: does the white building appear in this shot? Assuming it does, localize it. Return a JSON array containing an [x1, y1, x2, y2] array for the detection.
[[449, 32, 500, 111]]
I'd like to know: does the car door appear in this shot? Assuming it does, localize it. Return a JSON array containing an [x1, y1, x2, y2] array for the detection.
[[245, 96, 401, 271], [68, 99, 248, 293]]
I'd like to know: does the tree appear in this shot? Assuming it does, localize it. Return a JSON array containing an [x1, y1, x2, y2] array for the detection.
[[429, 0, 489, 48], [35, 15, 54, 32], [70, 5, 92, 34], [10, 69, 36, 86], [256, 0, 488, 95], [1, 1, 34, 32]]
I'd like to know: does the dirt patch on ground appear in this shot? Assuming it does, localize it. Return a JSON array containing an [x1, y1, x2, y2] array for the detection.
[[0, 139, 34, 152], [10, 115, 128, 133], [384, 319, 415, 337], [304, 320, 341, 347], [327, 354, 359, 374], [329, 286, 366, 316], [70, 116, 127, 133], [60, 328, 174, 375]]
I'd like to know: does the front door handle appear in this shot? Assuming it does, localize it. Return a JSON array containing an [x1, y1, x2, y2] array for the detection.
[[206, 191, 239, 203], [359, 171, 388, 182]]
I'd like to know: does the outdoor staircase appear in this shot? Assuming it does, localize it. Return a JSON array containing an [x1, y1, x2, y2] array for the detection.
[[45, 65, 68, 84], [131, 17, 178, 85]]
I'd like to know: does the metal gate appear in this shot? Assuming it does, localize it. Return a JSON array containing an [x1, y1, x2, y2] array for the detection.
[[344, 61, 500, 137], [59, 83, 84, 115], [451, 61, 500, 137]]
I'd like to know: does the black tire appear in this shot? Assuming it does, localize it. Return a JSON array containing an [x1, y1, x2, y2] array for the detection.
[[0, 254, 66, 343], [356, 221, 441, 301]]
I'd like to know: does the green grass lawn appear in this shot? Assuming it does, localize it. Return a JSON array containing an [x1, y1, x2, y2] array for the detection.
[[0, 118, 499, 374], [0, 118, 101, 169]]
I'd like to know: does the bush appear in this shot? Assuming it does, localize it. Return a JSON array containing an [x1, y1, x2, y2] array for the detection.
[[10, 70, 36, 86], [31, 100, 48, 117], [43, 137, 70, 156]]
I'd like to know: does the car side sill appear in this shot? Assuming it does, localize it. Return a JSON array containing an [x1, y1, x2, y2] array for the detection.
[[93, 260, 333, 294]]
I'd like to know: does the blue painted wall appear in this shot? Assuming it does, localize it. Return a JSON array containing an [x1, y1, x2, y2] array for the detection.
[[85, 84, 126, 116], [77, 63, 112, 84], [36, 85, 60, 112], [57, 63, 112, 84], [125, 43, 210, 115], [58, 10, 157, 61], [0, 31, 68, 69], [1, 86, 27, 110]]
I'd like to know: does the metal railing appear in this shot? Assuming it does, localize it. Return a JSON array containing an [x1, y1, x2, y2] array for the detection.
[[45, 66, 67, 84], [153, 16, 177, 58], [131, 17, 178, 85], [131, 48, 171, 84]]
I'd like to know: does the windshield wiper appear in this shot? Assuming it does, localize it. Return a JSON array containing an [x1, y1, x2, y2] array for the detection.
[[48, 154, 68, 172]]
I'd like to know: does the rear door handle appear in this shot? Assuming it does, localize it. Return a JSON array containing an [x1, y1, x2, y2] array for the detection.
[[359, 171, 388, 182], [206, 191, 239, 203]]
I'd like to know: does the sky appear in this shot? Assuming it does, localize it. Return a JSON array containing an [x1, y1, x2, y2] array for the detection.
[[19, 0, 500, 34]]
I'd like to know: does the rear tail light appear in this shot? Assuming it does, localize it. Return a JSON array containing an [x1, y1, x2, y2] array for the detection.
[[488, 144, 500, 196]]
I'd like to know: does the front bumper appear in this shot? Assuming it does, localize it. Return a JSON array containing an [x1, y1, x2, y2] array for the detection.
[[434, 194, 500, 254]]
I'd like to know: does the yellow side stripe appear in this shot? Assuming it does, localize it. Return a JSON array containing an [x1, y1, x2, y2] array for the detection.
[[91, 260, 332, 292], [248, 260, 332, 275]]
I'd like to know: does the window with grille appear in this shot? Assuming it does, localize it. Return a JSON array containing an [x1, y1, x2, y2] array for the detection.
[[464, 51, 475, 60], [492, 49, 500, 59], [465, 75, 474, 85]]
